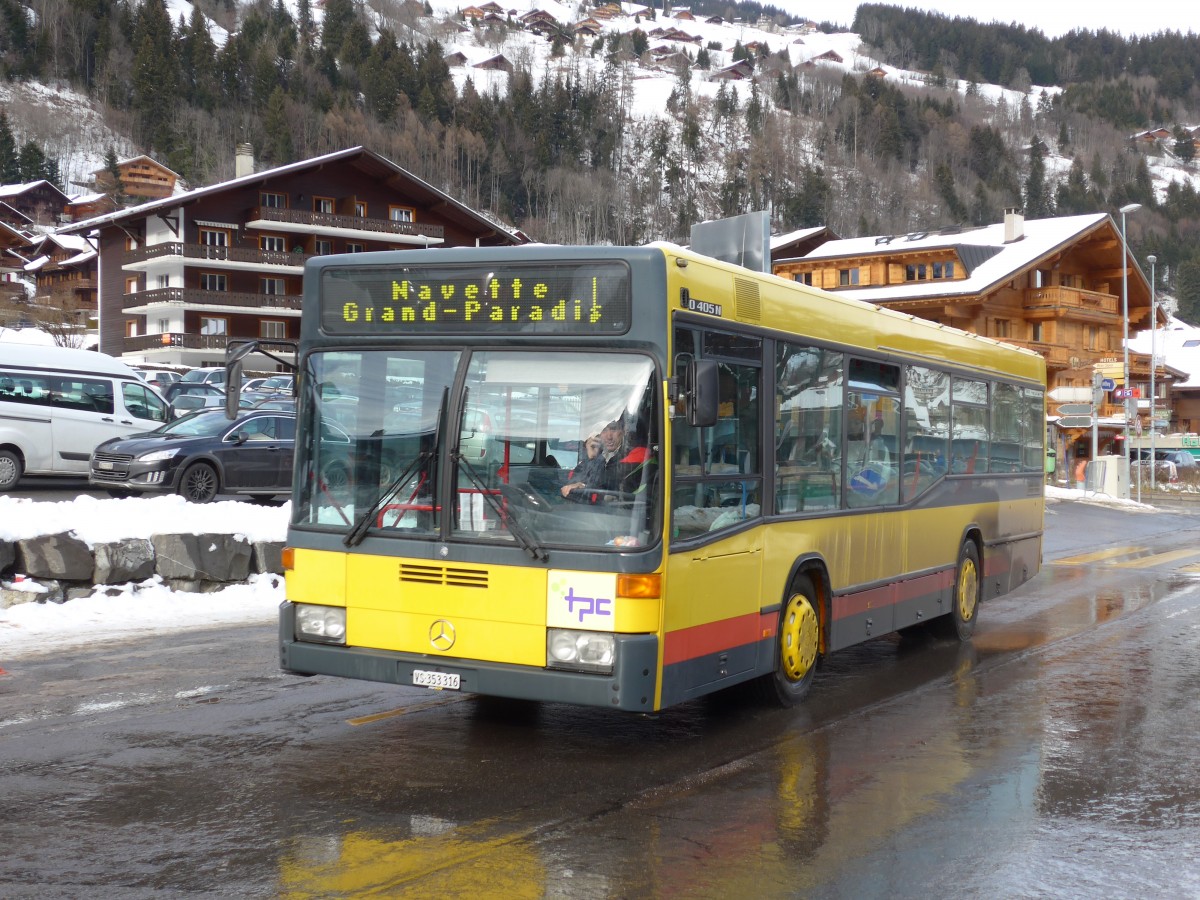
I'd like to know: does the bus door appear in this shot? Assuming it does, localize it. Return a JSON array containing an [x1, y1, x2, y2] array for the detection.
[[666, 331, 764, 697]]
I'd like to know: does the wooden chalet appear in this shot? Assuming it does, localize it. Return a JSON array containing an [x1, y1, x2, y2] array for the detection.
[[772, 211, 1163, 473]]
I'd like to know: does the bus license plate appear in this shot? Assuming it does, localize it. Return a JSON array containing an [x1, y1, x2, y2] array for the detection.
[[412, 669, 460, 690]]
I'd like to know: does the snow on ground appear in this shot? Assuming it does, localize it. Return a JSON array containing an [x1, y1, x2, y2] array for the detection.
[[0, 487, 1157, 663], [1, 495, 288, 660]]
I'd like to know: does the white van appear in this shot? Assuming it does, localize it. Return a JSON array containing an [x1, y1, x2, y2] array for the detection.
[[0, 344, 170, 490]]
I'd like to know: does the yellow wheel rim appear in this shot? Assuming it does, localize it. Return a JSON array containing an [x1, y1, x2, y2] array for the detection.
[[780, 592, 819, 682], [957, 556, 979, 622]]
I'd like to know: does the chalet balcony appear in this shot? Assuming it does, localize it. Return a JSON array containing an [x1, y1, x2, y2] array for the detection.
[[124, 332, 238, 354], [244, 207, 445, 246], [1009, 340, 1074, 368], [122, 243, 312, 275], [1023, 286, 1118, 319], [122, 333, 300, 357], [123, 287, 303, 315]]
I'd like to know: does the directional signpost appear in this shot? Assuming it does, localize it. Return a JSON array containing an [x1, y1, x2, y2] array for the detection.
[[1056, 401, 1092, 429]]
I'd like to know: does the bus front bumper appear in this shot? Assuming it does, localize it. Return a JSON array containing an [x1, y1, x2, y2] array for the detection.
[[279, 602, 660, 712]]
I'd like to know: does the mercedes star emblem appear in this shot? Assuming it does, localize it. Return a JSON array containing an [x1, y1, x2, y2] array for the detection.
[[429, 619, 456, 651]]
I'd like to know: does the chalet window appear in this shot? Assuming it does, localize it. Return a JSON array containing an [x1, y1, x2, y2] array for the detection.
[[1088, 326, 1099, 350], [839, 268, 859, 286], [314, 197, 334, 214], [125, 320, 138, 337], [260, 235, 286, 253], [156, 274, 170, 289], [346, 242, 364, 253], [793, 272, 813, 286], [932, 261, 955, 279], [261, 277, 286, 296], [157, 318, 170, 332], [260, 192, 287, 208], [1031, 322, 1044, 342], [314, 239, 332, 256], [199, 228, 229, 247], [200, 316, 228, 335], [261, 320, 287, 339], [125, 277, 138, 295], [389, 206, 414, 222], [994, 319, 1010, 338], [905, 264, 927, 281], [354, 201, 367, 217], [200, 273, 227, 292]]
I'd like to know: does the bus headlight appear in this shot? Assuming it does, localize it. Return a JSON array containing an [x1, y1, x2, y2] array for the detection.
[[547, 629, 615, 674], [295, 604, 347, 645]]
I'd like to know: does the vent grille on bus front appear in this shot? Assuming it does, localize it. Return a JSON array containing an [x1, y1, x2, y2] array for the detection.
[[735, 277, 761, 321], [398, 563, 489, 588]]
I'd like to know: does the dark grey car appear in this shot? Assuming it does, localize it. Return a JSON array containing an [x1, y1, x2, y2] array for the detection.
[[89, 409, 297, 503]]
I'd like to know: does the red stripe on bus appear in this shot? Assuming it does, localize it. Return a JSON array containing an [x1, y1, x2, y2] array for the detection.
[[663, 612, 769, 665], [831, 568, 954, 620]]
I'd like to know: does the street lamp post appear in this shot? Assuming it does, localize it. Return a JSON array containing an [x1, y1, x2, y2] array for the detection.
[[1120, 202, 1141, 499], [1148, 254, 1157, 490]]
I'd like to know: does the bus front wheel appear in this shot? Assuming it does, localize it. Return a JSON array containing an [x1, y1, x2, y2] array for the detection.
[[756, 574, 821, 707], [936, 540, 980, 641]]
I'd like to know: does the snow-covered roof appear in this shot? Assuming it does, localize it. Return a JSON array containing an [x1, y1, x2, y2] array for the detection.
[[770, 226, 828, 250], [788, 213, 1111, 303], [1129, 318, 1200, 388], [58, 146, 520, 243]]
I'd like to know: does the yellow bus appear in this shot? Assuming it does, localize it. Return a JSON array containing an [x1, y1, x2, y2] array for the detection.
[[272, 243, 1044, 712]]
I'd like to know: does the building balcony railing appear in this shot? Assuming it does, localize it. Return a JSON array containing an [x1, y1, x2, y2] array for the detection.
[[125, 332, 239, 353], [123, 287, 302, 313], [1023, 286, 1119, 316], [246, 206, 444, 242], [1010, 340, 1073, 367], [123, 243, 313, 268]]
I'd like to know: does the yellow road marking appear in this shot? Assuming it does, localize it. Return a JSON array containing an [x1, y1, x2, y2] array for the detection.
[[1053, 546, 1148, 566], [347, 695, 464, 725], [1110, 547, 1200, 568]]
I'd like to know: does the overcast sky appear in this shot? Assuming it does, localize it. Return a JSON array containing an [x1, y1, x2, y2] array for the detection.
[[782, 1, 1197, 39]]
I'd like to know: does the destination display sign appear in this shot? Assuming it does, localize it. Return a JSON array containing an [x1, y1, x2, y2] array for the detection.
[[319, 261, 631, 336]]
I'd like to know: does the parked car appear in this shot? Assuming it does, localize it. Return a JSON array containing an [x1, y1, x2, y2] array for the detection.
[[89, 409, 299, 503], [0, 344, 169, 490], [250, 395, 296, 412], [258, 374, 294, 395], [136, 369, 182, 390], [168, 390, 227, 419], [240, 377, 270, 393]]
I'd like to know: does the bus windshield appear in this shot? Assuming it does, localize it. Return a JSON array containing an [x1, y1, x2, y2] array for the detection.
[[293, 348, 662, 551]]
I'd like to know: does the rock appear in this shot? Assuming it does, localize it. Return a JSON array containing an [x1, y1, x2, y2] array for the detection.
[[93, 539, 156, 585], [252, 540, 285, 575], [17, 533, 94, 581], [152, 534, 252, 582]]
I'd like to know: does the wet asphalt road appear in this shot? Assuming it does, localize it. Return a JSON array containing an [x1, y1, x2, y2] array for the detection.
[[1, 497, 1199, 897]]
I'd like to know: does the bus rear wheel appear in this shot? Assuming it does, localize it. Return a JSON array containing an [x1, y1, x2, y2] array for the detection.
[[756, 574, 820, 707], [935, 540, 980, 641]]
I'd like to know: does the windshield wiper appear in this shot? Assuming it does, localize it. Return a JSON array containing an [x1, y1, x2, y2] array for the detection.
[[343, 387, 446, 548], [451, 385, 547, 562], [452, 449, 548, 562]]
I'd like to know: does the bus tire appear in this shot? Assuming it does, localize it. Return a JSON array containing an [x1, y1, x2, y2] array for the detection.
[[935, 539, 980, 641], [0, 449, 23, 491], [755, 574, 821, 707]]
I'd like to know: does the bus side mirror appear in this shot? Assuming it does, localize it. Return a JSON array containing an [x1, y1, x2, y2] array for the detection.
[[686, 358, 718, 428], [225, 357, 243, 420]]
